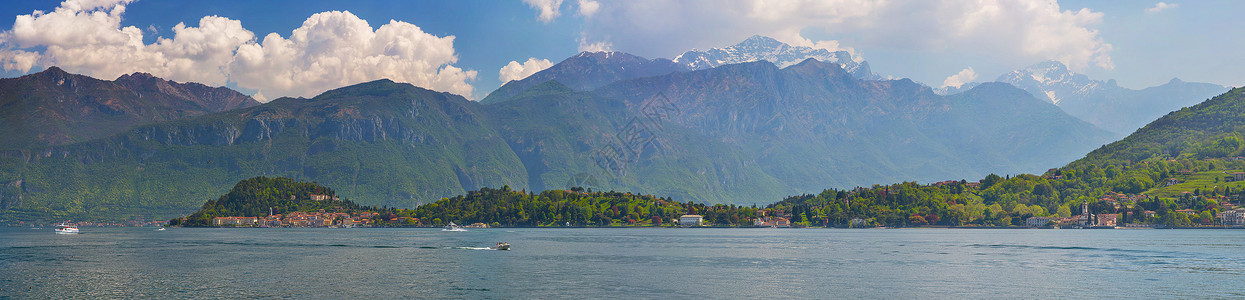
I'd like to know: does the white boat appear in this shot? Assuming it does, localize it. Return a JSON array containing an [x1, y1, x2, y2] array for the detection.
[[491, 242, 511, 251], [55, 223, 79, 234], [156, 227, 166, 231], [442, 222, 467, 232]]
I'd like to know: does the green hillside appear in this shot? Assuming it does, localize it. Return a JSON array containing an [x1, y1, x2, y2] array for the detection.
[[175, 176, 380, 226], [763, 87, 1245, 227], [0, 80, 528, 224], [1075, 87, 1245, 165]]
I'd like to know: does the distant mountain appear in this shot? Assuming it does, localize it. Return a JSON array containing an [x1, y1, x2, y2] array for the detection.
[[0, 67, 259, 149], [480, 51, 687, 104], [483, 35, 879, 104], [932, 82, 982, 96], [995, 61, 1228, 136], [673, 35, 880, 80], [995, 61, 1098, 105], [591, 59, 1112, 190]]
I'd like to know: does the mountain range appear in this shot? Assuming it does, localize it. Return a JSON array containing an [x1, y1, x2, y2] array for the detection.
[[0, 56, 1113, 223], [983, 61, 1228, 136], [672, 35, 880, 80], [4, 35, 1231, 224], [482, 35, 881, 104], [0, 67, 259, 149], [481, 51, 687, 104]]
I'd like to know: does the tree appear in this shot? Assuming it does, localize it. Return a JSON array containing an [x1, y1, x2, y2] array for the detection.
[[981, 174, 1003, 189], [908, 215, 928, 225]]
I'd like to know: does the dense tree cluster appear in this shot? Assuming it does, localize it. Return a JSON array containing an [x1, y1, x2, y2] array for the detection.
[[174, 176, 386, 226], [401, 186, 759, 226]]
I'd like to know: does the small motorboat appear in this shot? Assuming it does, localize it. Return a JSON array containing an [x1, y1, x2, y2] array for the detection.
[[491, 242, 510, 251], [442, 222, 467, 232], [55, 223, 79, 234], [156, 227, 166, 231]]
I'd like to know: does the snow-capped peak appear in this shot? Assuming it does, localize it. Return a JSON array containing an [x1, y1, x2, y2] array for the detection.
[[996, 60, 1101, 105], [672, 35, 881, 80]]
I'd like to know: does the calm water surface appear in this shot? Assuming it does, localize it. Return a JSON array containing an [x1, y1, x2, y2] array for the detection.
[[2, 227, 1243, 298]]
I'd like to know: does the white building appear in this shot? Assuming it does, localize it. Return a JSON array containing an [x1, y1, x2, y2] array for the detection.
[[1219, 209, 1245, 226], [1026, 216, 1058, 227], [679, 215, 703, 226]]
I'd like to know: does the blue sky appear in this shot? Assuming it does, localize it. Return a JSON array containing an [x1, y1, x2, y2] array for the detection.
[[0, 0, 1241, 100]]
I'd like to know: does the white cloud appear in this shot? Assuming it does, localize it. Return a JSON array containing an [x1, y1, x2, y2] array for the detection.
[[941, 67, 977, 88], [577, 0, 600, 17], [578, 0, 1113, 71], [228, 11, 476, 99], [0, 50, 39, 73], [778, 33, 862, 62], [578, 36, 612, 52], [498, 57, 554, 83], [250, 90, 267, 102], [523, 0, 564, 23], [0, 2, 477, 100], [1146, 2, 1177, 13]]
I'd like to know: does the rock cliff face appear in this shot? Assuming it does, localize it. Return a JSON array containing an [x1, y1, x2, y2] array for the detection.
[[0, 67, 260, 149]]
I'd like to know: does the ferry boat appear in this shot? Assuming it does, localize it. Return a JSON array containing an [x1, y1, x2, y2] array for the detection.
[[55, 223, 79, 234], [442, 222, 467, 232]]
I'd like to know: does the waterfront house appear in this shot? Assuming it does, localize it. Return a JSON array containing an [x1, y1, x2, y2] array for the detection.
[[1025, 216, 1057, 227], [1095, 214, 1118, 227], [679, 215, 703, 226], [211, 216, 259, 226], [850, 218, 870, 227], [1218, 209, 1245, 226], [775, 217, 791, 228]]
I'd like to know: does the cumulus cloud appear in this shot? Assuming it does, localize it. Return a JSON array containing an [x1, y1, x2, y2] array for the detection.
[[941, 67, 977, 88], [578, 0, 1113, 71], [578, 35, 612, 52], [778, 33, 862, 62], [250, 90, 267, 102], [229, 11, 476, 99], [498, 57, 554, 83], [523, 0, 564, 23], [577, 0, 600, 17], [0, 50, 39, 73], [1146, 2, 1177, 13], [0, 1, 477, 100]]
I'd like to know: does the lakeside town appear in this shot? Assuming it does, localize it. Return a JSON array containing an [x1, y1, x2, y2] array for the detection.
[[25, 185, 1245, 229]]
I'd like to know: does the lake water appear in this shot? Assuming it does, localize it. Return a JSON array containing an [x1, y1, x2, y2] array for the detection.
[[2, 227, 1244, 298]]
